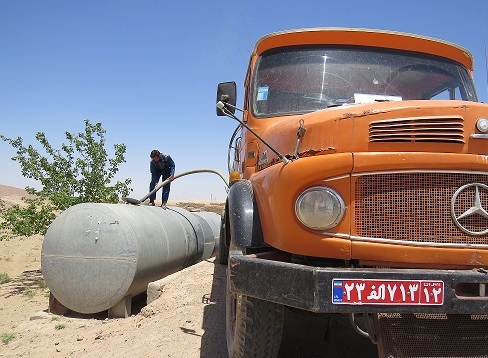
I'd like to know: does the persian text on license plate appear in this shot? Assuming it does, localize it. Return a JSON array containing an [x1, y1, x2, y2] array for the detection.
[[332, 278, 444, 305]]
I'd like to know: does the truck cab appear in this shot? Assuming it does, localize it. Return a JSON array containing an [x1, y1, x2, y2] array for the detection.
[[217, 28, 488, 358]]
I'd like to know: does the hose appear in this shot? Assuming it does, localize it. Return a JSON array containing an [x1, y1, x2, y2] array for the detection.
[[122, 169, 229, 205]]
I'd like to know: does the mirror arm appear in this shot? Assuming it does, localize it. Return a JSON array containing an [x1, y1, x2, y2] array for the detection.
[[222, 101, 245, 113], [217, 101, 290, 165]]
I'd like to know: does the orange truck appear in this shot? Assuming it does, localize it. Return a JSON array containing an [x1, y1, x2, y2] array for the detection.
[[216, 28, 488, 358]]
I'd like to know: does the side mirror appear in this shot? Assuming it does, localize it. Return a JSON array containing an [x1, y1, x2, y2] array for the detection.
[[216, 81, 237, 116]]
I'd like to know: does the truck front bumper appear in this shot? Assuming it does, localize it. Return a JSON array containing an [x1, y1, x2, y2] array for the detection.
[[228, 253, 488, 314]]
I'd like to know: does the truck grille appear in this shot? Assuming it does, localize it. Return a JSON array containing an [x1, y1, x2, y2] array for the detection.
[[376, 313, 488, 358], [354, 173, 488, 246], [369, 116, 464, 143]]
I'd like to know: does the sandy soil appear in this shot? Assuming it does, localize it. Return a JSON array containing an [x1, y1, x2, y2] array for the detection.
[[0, 184, 378, 358]]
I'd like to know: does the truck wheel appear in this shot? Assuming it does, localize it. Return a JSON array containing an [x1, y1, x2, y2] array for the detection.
[[218, 218, 229, 265], [226, 274, 284, 357]]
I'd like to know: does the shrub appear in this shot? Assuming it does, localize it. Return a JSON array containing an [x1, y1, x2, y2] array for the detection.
[[1, 332, 15, 345], [0, 119, 132, 236], [0, 197, 55, 238], [0, 272, 10, 284]]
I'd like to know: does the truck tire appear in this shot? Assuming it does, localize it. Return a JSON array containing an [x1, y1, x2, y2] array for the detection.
[[218, 216, 229, 265], [226, 274, 284, 358]]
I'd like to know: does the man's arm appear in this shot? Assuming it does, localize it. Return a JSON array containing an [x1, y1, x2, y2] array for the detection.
[[166, 155, 175, 180], [166, 155, 175, 175], [150, 160, 157, 174]]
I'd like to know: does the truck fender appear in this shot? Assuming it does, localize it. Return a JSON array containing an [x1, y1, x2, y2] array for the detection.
[[227, 180, 265, 248]]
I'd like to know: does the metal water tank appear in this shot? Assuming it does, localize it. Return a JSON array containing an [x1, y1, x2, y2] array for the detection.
[[41, 203, 220, 314]]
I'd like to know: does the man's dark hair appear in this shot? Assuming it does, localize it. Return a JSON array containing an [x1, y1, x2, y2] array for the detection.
[[150, 149, 160, 158]]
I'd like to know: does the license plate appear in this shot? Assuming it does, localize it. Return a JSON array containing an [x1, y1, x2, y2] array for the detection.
[[332, 278, 444, 305]]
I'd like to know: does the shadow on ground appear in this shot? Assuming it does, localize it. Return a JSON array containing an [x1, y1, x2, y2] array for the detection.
[[200, 260, 228, 357], [200, 261, 379, 358], [2, 269, 46, 298]]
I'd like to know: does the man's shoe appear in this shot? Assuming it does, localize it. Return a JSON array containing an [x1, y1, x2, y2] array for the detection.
[[161, 203, 167, 209], [148, 202, 155, 206]]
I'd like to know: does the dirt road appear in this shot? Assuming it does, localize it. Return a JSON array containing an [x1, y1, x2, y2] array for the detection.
[[0, 255, 377, 357]]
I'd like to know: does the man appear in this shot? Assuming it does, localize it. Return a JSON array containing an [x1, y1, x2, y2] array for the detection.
[[149, 149, 175, 207]]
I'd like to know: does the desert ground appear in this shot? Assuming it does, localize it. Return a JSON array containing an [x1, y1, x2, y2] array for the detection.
[[0, 184, 377, 358]]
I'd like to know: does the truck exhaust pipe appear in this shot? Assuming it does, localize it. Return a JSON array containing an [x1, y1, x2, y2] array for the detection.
[[41, 203, 221, 317]]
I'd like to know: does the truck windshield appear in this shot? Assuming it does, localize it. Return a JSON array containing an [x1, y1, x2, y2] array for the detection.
[[252, 46, 477, 117]]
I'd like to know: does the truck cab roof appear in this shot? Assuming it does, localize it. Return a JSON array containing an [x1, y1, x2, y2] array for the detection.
[[252, 28, 473, 72]]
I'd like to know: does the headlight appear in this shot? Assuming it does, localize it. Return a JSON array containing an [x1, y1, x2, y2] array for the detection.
[[295, 187, 345, 230], [477, 118, 488, 133]]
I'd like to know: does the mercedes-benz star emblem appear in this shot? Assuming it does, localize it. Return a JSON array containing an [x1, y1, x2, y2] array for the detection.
[[451, 183, 488, 236]]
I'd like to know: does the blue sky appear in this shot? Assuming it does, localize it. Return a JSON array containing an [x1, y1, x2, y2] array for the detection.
[[1, 0, 488, 201]]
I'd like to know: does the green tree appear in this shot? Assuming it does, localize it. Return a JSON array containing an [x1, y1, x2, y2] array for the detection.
[[0, 119, 132, 237]]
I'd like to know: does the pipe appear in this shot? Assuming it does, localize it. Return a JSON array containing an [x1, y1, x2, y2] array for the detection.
[[41, 203, 221, 315]]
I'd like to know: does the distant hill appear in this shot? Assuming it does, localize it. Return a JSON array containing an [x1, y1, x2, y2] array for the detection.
[[0, 184, 28, 198]]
